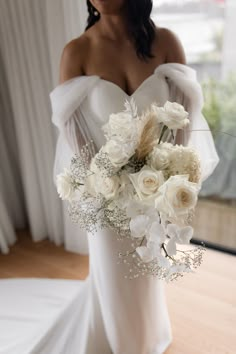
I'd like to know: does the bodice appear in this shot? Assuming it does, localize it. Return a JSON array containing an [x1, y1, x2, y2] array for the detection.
[[79, 71, 169, 148]]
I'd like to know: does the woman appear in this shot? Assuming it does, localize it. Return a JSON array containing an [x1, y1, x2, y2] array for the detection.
[[59, 0, 186, 88], [50, 1, 219, 353]]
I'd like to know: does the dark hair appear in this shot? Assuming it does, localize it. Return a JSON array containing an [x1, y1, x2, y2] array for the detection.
[[85, 0, 156, 61]]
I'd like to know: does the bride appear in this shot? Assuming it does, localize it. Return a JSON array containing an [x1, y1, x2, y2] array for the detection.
[[50, 0, 219, 353]]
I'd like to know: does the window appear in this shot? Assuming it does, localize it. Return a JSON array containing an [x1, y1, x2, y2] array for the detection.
[[152, 0, 236, 252]]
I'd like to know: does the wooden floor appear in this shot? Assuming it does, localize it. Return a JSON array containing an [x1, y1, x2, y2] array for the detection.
[[0, 230, 235, 354]]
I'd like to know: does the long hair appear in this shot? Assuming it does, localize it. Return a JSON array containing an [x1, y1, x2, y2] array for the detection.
[[85, 0, 156, 61]]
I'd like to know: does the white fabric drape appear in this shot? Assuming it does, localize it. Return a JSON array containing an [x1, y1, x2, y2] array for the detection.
[[0, 0, 89, 254]]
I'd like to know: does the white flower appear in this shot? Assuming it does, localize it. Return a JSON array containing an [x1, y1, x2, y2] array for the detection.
[[166, 145, 201, 183], [155, 175, 200, 218], [154, 246, 171, 268], [89, 157, 101, 174], [148, 143, 201, 183], [102, 139, 135, 168], [136, 246, 156, 263], [102, 112, 138, 143], [115, 173, 135, 208], [84, 157, 104, 197], [130, 215, 150, 238], [136, 242, 171, 267], [56, 167, 75, 202], [134, 218, 171, 266], [126, 200, 158, 221], [95, 175, 120, 200], [165, 263, 193, 281], [119, 173, 131, 193], [157, 252, 171, 268], [167, 223, 194, 244], [148, 221, 166, 244], [129, 165, 164, 203], [165, 224, 194, 256], [152, 101, 189, 130], [147, 143, 171, 170], [84, 168, 120, 200]]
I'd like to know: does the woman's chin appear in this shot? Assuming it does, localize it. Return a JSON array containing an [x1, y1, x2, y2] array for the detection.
[[93, 0, 124, 15]]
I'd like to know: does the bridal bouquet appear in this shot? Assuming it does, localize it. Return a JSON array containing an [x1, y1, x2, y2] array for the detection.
[[56, 98, 206, 282]]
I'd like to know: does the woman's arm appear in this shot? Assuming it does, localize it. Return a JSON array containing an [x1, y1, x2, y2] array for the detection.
[[158, 28, 188, 145], [157, 27, 187, 65], [59, 37, 88, 85]]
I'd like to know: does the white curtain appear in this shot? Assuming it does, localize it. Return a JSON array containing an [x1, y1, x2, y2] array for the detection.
[[0, 0, 89, 254]]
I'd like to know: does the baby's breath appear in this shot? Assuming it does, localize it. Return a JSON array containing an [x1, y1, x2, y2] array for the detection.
[[94, 150, 117, 177], [70, 140, 96, 183]]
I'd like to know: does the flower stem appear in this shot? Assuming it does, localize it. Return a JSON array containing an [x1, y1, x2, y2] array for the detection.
[[162, 243, 175, 261], [128, 236, 146, 255], [158, 125, 168, 144]]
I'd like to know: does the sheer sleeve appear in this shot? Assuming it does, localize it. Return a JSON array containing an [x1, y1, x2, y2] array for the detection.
[[49, 75, 100, 185], [156, 63, 220, 183]]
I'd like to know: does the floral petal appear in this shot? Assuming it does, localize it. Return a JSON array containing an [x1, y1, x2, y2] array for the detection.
[[166, 223, 179, 239], [166, 237, 177, 256], [130, 215, 150, 238], [136, 246, 155, 263], [177, 226, 194, 244], [158, 253, 171, 269], [148, 221, 166, 244]]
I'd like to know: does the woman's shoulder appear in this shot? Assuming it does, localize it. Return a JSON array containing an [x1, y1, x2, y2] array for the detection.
[[154, 26, 187, 64], [59, 33, 91, 84]]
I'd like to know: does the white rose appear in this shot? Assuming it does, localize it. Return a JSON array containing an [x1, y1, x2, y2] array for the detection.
[[129, 165, 164, 202], [56, 168, 75, 202], [152, 101, 189, 130], [102, 139, 135, 168], [102, 112, 138, 142], [95, 174, 120, 200], [147, 146, 170, 170], [155, 175, 200, 218]]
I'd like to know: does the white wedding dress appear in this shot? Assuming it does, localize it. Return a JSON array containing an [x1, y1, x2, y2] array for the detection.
[[0, 63, 219, 354]]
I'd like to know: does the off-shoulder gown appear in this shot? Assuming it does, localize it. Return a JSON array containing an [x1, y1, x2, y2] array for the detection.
[[0, 63, 219, 354]]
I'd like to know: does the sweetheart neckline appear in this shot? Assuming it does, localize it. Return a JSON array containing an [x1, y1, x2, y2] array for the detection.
[[56, 62, 176, 96], [52, 63, 192, 97], [99, 72, 158, 97]]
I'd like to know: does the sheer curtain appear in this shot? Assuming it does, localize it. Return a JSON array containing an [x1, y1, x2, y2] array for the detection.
[[0, 0, 89, 254]]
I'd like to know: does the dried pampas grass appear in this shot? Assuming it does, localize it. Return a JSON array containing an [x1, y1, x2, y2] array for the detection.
[[135, 108, 161, 160]]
